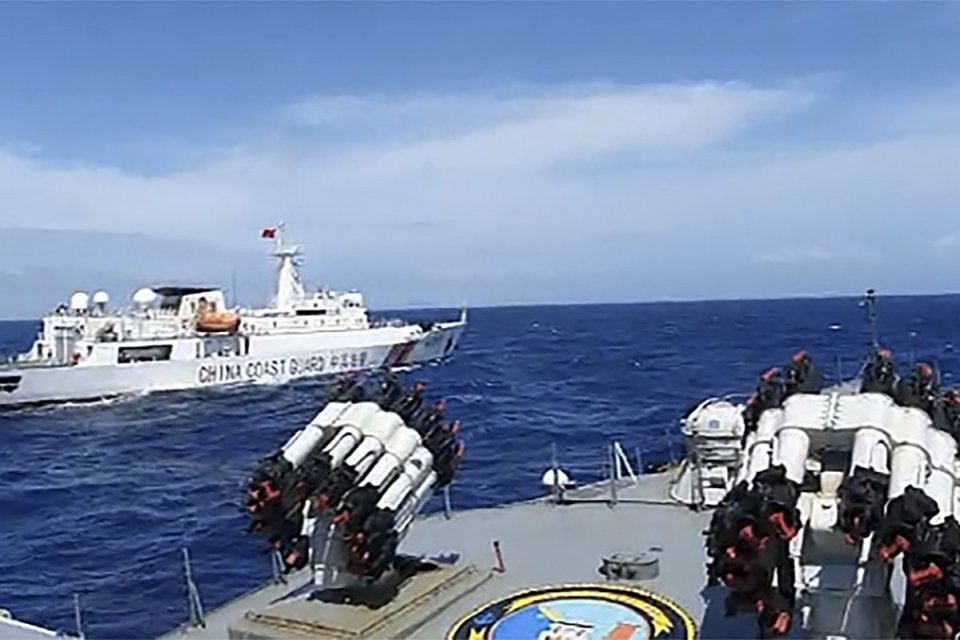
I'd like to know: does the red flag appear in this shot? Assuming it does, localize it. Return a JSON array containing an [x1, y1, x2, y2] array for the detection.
[[261, 227, 277, 239]]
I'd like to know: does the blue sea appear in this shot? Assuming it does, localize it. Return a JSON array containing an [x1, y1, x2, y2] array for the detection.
[[1, 296, 958, 639]]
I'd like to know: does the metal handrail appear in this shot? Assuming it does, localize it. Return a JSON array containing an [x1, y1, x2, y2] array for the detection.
[[182, 548, 205, 628]]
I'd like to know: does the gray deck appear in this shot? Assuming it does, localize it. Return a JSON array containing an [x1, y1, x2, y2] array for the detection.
[[0, 613, 72, 640], [160, 471, 765, 639]]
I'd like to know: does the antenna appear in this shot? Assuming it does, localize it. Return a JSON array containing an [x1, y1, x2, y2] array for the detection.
[[861, 288, 878, 350], [270, 221, 301, 258], [73, 593, 85, 640]]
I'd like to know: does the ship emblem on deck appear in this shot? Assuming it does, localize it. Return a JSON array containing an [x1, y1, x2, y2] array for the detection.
[[447, 583, 697, 640]]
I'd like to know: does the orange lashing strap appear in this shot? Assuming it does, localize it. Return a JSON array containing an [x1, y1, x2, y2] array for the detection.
[[879, 535, 911, 561], [909, 563, 945, 586], [772, 612, 791, 635], [260, 481, 280, 504], [769, 512, 798, 540]]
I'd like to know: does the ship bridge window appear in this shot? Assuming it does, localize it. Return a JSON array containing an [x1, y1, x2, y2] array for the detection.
[[295, 309, 327, 316], [155, 286, 217, 311], [117, 344, 173, 363]]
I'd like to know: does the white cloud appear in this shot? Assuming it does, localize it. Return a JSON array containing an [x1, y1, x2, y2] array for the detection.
[[934, 234, 960, 249], [2, 79, 960, 306], [760, 247, 833, 264], [0, 81, 814, 237]]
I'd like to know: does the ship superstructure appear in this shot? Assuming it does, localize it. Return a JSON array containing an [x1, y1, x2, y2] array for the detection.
[[0, 226, 466, 407]]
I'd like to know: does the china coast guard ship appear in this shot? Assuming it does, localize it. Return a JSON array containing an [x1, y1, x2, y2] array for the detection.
[[0, 226, 466, 408]]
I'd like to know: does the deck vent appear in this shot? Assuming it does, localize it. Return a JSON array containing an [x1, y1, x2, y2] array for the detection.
[[599, 548, 660, 581]]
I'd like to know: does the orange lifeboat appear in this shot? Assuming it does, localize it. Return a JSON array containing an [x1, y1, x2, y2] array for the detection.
[[196, 311, 241, 333], [194, 299, 241, 333]]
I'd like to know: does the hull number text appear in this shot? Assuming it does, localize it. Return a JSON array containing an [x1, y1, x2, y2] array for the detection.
[[197, 351, 369, 385]]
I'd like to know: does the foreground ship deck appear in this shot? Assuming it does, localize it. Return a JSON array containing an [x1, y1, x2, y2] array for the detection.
[[0, 614, 72, 640], [156, 291, 960, 640], [163, 471, 729, 640], [17, 291, 950, 639]]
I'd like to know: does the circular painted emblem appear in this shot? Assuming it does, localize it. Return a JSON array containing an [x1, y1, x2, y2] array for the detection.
[[446, 583, 697, 640]]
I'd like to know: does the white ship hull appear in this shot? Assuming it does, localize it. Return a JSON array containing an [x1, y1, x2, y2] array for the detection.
[[0, 321, 465, 408]]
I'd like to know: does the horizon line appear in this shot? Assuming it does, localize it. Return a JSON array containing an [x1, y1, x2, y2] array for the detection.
[[1, 288, 957, 322]]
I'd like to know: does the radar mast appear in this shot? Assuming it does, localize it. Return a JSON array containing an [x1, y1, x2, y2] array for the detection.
[[270, 223, 306, 311]]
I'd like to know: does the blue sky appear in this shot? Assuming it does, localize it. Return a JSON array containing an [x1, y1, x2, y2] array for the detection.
[[1, 3, 959, 315]]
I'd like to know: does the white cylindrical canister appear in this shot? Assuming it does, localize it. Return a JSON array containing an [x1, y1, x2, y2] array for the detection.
[[774, 426, 810, 484]]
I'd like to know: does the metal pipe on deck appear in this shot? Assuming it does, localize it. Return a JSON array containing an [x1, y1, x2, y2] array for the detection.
[[443, 485, 453, 520], [850, 427, 890, 475], [181, 548, 205, 629], [888, 410, 930, 500], [73, 593, 85, 640], [745, 409, 780, 481], [608, 443, 618, 506], [924, 429, 956, 524]]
